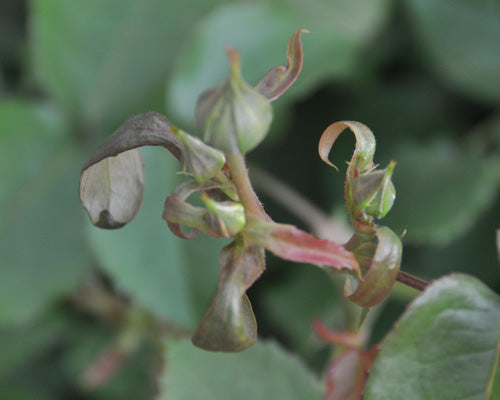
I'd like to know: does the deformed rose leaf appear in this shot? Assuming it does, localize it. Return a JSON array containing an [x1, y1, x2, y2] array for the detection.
[[82, 111, 182, 170], [192, 241, 265, 352], [345, 227, 402, 307], [81, 111, 226, 229], [80, 111, 182, 228], [255, 29, 308, 101], [162, 180, 244, 239], [80, 149, 144, 229], [318, 121, 376, 173], [245, 219, 360, 276]]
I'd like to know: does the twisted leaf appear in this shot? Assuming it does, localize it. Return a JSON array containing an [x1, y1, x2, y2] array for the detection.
[[255, 29, 308, 101], [192, 241, 265, 352], [345, 227, 402, 307]]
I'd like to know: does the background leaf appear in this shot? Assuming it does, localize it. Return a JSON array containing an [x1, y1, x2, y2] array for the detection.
[[31, 0, 231, 131], [405, 0, 500, 103], [167, 0, 393, 127], [384, 137, 500, 245], [0, 101, 92, 325], [364, 274, 500, 400], [159, 338, 322, 399]]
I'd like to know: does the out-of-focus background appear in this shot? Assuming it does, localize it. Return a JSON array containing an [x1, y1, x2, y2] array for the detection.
[[1, 0, 499, 399]]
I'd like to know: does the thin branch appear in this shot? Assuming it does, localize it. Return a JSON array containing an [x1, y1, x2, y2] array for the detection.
[[250, 164, 431, 292]]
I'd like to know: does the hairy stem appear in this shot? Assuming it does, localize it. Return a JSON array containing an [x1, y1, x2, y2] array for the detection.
[[226, 153, 270, 221]]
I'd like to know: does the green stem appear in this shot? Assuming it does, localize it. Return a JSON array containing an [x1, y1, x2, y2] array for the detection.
[[226, 153, 270, 221]]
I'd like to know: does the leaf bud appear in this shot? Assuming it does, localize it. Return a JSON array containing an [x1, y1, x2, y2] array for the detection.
[[201, 193, 246, 237], [195, 49, 272, 154], [352, 161, 396, 219]]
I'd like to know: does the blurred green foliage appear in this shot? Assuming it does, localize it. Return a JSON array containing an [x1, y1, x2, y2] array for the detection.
[[1, 0, 499, 398]]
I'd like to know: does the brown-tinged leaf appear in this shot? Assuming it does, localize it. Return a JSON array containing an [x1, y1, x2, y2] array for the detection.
[[82, 111, 182, 170], [192, 241, 265, 352], [255, 29, 308, 101], [318, 120, 376, 173], [245, 219, 360, 276], [345, 227, 402, 307]]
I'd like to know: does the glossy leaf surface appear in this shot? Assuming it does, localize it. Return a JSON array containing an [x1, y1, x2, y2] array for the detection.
[[364, 274, 500, 400]]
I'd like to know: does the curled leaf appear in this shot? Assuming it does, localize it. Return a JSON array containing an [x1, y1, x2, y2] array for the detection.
[[345, 227, 402, 307], [245, 219, 360, 276], [192, 241, 265, 352], [82, 112, 182, 170], [80, 149, 144, 229], [255, 29, 308, 101], [195, 49, 272, 154], [318, 121, 376, 173], [80, 112, 181, 228]]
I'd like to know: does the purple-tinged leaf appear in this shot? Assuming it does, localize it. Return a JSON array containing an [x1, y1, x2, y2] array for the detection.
[[255, 29, 308, 101], [318, 121, 375, 174], [82, 112, 182, 170], [192, 241, 265, 352], [80, 149, 144, 229], [345, 227, 402, 307], [246, 219, 360, 276]]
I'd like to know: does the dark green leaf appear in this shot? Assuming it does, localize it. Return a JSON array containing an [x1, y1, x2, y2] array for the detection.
[[385, 138, 500, 245], [364, 274, 500, 400], [406, 0, 500, 103], [159, 338, 322, 399]]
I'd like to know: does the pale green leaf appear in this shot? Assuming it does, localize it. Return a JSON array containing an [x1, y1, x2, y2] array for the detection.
[[159, 338, 322, 399]]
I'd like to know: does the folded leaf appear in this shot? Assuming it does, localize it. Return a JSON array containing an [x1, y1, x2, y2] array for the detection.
[[82, 112, 182, 170], [80, 149, 144, 229], [318, 121, 376, 173], [192, 241, 265, 352], [255, 29, 308, 101], [246, 219, 360, 276], [345, 227, 402, 307]]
